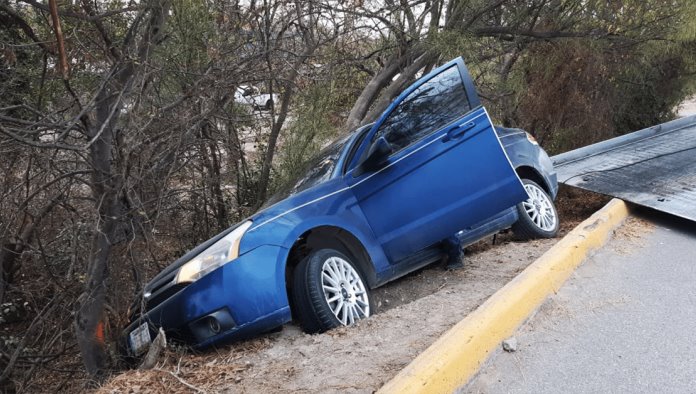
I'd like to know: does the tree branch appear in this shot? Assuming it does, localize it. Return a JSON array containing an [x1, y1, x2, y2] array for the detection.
[[19, 0, 141, 22], [48, 0, 69, 79], [473, 26, 603, 40], [0, 4, 55, 54]]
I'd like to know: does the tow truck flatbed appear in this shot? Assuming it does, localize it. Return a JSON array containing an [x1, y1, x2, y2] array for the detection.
[[552, 115, 696, 221]]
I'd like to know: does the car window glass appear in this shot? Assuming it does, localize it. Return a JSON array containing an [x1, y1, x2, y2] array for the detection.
[[343, 124, 372, 173], [371, 66, 471, 153], [263, 135, 351, 207], [293, 155, 337, 191]]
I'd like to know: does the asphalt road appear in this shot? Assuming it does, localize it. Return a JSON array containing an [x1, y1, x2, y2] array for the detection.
[[464, 209, 696, 394]]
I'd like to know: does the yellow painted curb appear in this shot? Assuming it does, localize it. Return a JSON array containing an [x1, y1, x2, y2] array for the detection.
[[378, 198, 630, 394]]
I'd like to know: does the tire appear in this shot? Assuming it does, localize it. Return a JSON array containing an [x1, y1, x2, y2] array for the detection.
[[292, 248, 372, 334], [264, 99, 273, 110], [512, 179, 559, 240]]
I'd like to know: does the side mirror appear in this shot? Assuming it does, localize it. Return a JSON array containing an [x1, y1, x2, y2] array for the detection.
[[355, 137, 392, 176]]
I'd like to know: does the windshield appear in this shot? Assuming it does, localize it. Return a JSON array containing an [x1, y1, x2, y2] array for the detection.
[[263, 134, 352, 207]]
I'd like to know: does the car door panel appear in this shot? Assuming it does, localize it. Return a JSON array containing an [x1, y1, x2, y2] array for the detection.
[[346, 58, 527, 263], [350, 107, 525, 262]]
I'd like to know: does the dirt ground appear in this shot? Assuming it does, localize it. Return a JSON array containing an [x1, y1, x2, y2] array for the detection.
[[97, 187, 608, 394]]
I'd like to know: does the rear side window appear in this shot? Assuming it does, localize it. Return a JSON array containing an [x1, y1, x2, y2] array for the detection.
[[372, 66, 471, 153]]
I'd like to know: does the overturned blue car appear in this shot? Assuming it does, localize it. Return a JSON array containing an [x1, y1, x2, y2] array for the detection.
[[123, 57, 559, 355]]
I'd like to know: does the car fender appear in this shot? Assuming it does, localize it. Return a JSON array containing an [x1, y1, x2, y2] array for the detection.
[[241, 187, 392, 290], [497, 128, 558, 198], [245, 215, 390, 284]]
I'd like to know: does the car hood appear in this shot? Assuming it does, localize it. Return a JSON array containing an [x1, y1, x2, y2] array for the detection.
[[249, 179, 342, 229]]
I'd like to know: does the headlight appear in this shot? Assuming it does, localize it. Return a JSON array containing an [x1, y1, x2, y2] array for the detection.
[[175, 220, 253, 284], [525, 132, 539, 145]]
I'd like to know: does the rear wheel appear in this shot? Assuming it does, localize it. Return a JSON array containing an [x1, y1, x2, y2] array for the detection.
[[512, 179, 559, 239], [292, 249, 372, 334]]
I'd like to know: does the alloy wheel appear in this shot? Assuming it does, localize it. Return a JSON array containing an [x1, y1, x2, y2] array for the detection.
[[320, 256, 370, 325], [522, 183, 557, 231]]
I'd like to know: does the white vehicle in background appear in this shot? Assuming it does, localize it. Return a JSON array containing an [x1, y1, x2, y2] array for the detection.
[[234, 85, 278, 111]]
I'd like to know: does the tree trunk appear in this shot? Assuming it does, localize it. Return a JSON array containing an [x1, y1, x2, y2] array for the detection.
[[255, 46, 316, 207], [344, 52, 415, 131], [74, 87, 120, 380], [499, 48, 522, 126], [72, 1, 170, 380], [0, 243, 19, 305], [362, 52, 437, 123], [73, 212, 117, 380], [199, 134, 227, 231], [208, 141, 227, 229]]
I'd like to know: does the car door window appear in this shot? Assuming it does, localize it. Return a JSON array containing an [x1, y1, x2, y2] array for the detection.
[[371, 66, 471, 154]]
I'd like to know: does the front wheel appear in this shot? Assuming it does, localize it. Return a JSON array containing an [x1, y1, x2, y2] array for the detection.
[[292, 249, 372, 334], [512, 179, 559, 240]]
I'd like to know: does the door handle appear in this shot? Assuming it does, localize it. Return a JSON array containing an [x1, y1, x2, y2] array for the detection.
[[442, 121, 476, 142]]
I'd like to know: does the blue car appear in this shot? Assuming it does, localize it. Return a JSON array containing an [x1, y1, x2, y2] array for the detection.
[[123, 57, 559, 355]]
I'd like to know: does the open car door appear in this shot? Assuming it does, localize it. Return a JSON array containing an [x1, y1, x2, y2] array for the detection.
[[346, 57, 527, 263]]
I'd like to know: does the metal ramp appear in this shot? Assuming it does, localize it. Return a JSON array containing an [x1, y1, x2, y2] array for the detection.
[[552, 115, 696, 221]]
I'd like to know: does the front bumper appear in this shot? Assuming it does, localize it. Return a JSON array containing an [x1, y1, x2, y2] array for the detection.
[[122, 244, 291, 353]]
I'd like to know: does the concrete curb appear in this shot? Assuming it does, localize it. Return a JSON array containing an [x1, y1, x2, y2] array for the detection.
[[378, 198, 630, 394]]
